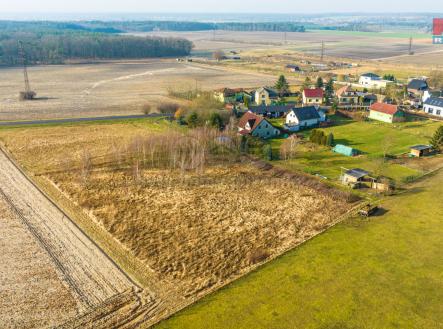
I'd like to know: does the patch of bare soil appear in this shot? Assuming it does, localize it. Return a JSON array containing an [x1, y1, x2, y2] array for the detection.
[[0, 196, 78, 328]]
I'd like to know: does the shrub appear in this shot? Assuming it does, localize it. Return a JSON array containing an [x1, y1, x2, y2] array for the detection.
[[142, 104, 152, 115], [262, 144, 273, 161], [208, 112, 223, 130], [157, 102, 180, 114], [186, 112, 200, 128], [248, 248, 270, 265]]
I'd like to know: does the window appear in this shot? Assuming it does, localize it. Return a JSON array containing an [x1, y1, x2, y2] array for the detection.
[[429, 108, 434, 114], [437, 110, 441, 116]]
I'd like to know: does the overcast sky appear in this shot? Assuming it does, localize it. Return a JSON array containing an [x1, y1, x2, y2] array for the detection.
[[1, 0, 442, 14]]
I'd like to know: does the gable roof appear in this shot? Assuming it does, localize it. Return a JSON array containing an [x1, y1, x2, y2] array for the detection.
[[410, 145, 432, 151], [407, 79, 429, 91], [424, 97, 443, 108], [345, 168, 370, 179], [256, 87, 278, 97], [290, 106, 321, 121], [303, 88, 324, 98], [369, 102, 399, 115], [238, 111, 265, 132], [336, 85, 357, 97], [361, 73, 380, 79], [249, 104, 294, 115]]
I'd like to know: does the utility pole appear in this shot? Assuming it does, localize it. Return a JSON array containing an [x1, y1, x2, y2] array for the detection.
[[408, 37, 414, 55]]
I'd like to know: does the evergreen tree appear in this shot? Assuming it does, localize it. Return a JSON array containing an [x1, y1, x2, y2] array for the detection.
[[208, 112, 223, 130], [326, 133, 334, 147], [325, 79, 334, 104], [316, 77, 324, 88], [244, 96, 250, 108], [430, 126, 443, 150], [275, 75, 289, 96], [321, 135, 327, 146], [186, 112, 199, 128]]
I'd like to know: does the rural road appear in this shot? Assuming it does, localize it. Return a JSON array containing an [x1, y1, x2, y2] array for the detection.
[[0, 147, 136, 310], [0, 113, 172, 127]]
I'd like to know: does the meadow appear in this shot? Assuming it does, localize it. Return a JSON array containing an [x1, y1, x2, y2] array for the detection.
[[155, 167, 443, 329], [272, 116, 442, 184]]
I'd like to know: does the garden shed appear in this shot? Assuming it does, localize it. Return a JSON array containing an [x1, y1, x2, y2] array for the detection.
[[332, 144, 360, 157]]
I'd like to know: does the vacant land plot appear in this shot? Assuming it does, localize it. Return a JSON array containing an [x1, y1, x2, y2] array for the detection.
[[0, 196, 78, 329], [0, 118, 356, 326], [155, 168, 443, 329], [146, 30, 440, 63], [272, 116, 442, 183], [0, 59, 277, 121]]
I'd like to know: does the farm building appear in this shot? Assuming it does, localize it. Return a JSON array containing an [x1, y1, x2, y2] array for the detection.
[[423, 97, 443, 118], [302, 88, 324, 106], [255, 87, 279, 106], [358, 73, 392, 89], [238, 111, 281, 139], [284, 106, 326, 132], [249, 104, 294, 118], [410, 145, 433, 157], [341, 168, 370, 187], [286, 64, 301, 72], [336, 85, 359, 106], [333, 144, 360, 157], [407, 78, 429, 96], [368, 103, 405, 123]]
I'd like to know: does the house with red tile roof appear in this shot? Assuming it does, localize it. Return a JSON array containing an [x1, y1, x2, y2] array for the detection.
[[368, 103, 405, 123], [238, 111, 281, 139], [302, 88, 324, 106]]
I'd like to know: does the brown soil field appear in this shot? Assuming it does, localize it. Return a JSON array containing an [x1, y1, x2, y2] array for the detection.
[[0, 196, 79, 328], [0, 119, 356, 326], [0, 59, 277, 121]]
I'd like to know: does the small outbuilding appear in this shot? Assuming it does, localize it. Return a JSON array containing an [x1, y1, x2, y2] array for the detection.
[[332, 144, 360, 157], [341, 168, 370, 187], [410, 145, 433, 157]]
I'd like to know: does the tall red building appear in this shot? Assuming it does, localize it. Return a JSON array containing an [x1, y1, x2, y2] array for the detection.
[[434, 18, 443, 36]]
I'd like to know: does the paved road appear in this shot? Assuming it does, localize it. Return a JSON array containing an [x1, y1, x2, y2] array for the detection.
[[0, 113, 172, 127], [0, 147, 136, 310]]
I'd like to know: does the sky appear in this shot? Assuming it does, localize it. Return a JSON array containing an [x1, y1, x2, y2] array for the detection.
[[0, 0, 442, 14]]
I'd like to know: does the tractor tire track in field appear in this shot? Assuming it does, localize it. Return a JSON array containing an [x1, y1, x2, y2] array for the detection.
[[0, 147, 143, 314]]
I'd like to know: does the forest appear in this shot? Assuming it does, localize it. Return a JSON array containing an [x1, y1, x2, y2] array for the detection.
[[0, 31, 194, 65]]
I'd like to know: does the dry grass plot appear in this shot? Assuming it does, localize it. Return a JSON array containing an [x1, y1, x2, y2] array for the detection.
[[0, 119, 355, 325]]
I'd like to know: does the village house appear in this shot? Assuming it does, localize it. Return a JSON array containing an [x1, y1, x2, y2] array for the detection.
[[249, 104, 294, 118], [238, 111, 281, 139], [302, 88, 324, 106], [368, 103, 405, 123], [407, 78, 429, 96], [341, 168, 370, 188], [423, 97, 443, 118], [214, 88, 251, 104], [358, 73, 392, 89], [285, 106, 326, 132], [254, 87, 279, 106], [336, 85, 359, 106]]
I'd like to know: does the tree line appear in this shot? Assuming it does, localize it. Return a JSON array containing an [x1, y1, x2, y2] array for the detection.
[[0, 32, 194, 65]]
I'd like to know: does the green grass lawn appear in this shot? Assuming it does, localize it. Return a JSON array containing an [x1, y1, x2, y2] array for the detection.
[[272, 116, 441, 183], [155, 169, 443, 329]]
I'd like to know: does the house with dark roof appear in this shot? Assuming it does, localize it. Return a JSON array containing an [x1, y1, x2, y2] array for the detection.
[[254, 87, 279, 106], [336, 85, 359, 105], [369, 103, 405, 123], [238, 111, 281, 139], [302, 88, 324, 105], [285, 106, 326, 132], [407, 79, 429, 96], [286, 64, 301, 72], [214, 88, 252, 104], [248, 104, 294, 118], [423, 97, 443, 118]]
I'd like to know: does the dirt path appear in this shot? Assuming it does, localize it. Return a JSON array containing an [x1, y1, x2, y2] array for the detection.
[[0, 148, 136, 311]]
